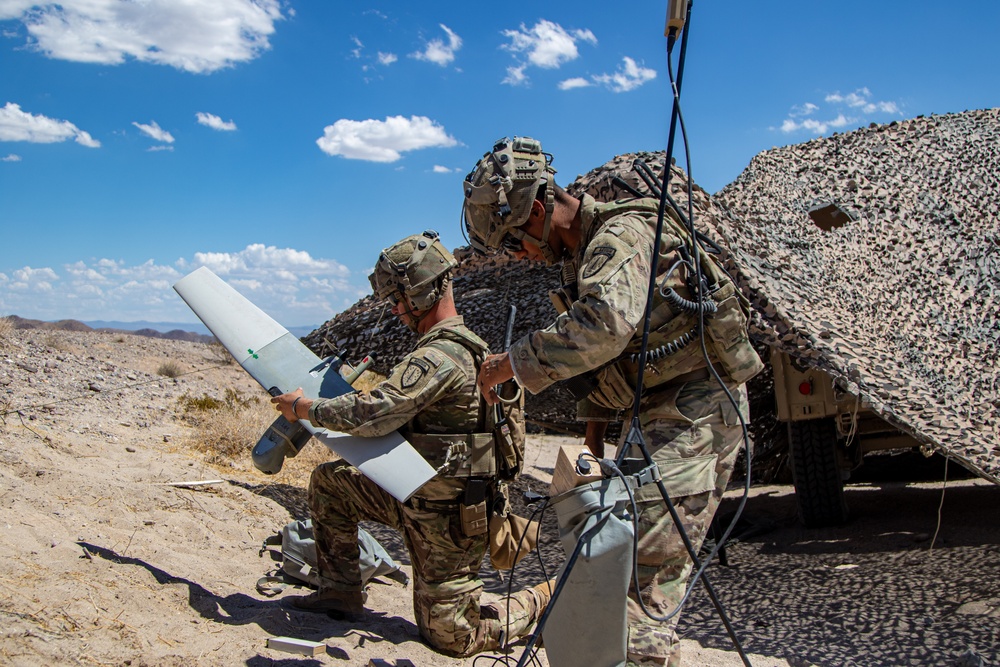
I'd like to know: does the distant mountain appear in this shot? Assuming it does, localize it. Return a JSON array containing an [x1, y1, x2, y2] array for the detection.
[[84, 320, 214, 336], [83, 320, 319, 339], [4, 317, 317, 341], [8, 315, 93, 332], [5, 316, 213, 343]]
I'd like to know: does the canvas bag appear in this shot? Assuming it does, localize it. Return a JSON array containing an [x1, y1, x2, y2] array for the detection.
[[542, 476, 635, 667], [258, 519, 407, 595]]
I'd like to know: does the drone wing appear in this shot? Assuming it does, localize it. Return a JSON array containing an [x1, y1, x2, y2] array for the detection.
[[173, 266, 435, 502]]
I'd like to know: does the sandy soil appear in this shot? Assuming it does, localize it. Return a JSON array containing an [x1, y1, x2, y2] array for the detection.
[[1, 328, 997, 666]]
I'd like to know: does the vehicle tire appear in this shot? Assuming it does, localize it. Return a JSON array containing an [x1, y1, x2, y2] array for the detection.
[[788, 417, 849, 527]]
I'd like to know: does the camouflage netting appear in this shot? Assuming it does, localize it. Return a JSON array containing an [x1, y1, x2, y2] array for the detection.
[[304, 108, 1000, 484], [302, 252, 578, 432], [715, 108, 1000, 484]]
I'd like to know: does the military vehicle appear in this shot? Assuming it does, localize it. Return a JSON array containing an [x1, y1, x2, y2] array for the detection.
[[771, 349, 920, 527]]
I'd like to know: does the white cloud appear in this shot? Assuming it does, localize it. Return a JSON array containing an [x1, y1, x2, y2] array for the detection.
[[500, 19, 597, 85], [12, 266, 59, 285], [0, 245, 364, 324], [502, 20, 596, 70], [779, 88, 902, 135], [350, 36, 364, 59], [502, 65, 528, 87], [377, 52, 397, 66], [316, 115, 458, 162], [196, 112, 237, 131], [781, 114, 850, 134], [2, 154, 22, 162], [432, 165, 455, 173], [591, 57, 656, 93], [411, 24, 461, 66], [1, 0, 284, 73], [133, 120, 174, 143], [790, 102, 818, 117], [187, 244, 349, 276], [147, 145, 174, 152], [828, 114, 850, 128], [0, 102, 100, 147], [558, 77, 591, 91], [826, 88, 872, 107]]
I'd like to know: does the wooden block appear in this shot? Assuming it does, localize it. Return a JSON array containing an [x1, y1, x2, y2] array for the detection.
[[549, 444, 603, 496], [366, 660, 393, 667], [266, 636, 326, 656]]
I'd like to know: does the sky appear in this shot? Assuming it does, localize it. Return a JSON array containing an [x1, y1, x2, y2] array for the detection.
[[2, 1, 998, 330]]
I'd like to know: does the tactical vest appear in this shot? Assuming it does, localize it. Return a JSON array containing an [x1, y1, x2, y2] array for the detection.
[[564, 198, 763, 411], [404, 327, 525, 480]]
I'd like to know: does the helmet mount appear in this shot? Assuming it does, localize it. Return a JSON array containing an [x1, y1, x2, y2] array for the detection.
[[462, 136, 558, 264], [369, 230, 457, 332]]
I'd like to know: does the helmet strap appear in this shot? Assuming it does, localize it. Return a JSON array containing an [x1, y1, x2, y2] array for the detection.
[[394, 273, 449, 333], [396, 296, 426, 334], [517, 178, 557, 264], [538, 179, 557, 263]]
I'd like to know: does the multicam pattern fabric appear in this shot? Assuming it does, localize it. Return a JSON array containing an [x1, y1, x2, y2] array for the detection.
[[309, 461, 541, 656], [502, 196, 759, 664], [305, 316, 541, 656], [569, 110, 1000, 485], [620, 380, 748, 665], [368, 230, 457, 311], [309, 316, 483, 440], [508, 194, 761, 415]]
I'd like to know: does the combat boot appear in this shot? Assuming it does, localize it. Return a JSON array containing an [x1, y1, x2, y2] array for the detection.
[[286, 587, 367, 616], [531, 578, 557, 618]]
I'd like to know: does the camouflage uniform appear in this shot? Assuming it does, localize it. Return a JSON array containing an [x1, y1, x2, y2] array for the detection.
[[305, 315, 543, 656], [507, 194, 762, 666]]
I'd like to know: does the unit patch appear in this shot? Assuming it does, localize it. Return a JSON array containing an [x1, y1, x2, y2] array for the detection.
[[400, 358, 430, 389], [582, 246, 617, 279]]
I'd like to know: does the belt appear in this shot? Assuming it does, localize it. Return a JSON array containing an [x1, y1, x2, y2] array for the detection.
[[406, 497, 462, 513], [643, 365, 731, 394], [662, 366, 712, 387]]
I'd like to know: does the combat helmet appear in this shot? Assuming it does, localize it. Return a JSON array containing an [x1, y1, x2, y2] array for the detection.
[[369, 230, 457, 322], [462, 136, 558, 263]]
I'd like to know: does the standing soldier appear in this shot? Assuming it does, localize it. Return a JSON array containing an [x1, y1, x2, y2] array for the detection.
[[271, 230, 551, 657], [463, 137, 763, 666]]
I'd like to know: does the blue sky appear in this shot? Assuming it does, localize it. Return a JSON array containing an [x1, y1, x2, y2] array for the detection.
[[2, 1, 997, 329]]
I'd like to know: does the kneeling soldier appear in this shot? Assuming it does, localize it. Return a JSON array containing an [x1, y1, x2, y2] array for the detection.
[[272, 230, 551, 656]]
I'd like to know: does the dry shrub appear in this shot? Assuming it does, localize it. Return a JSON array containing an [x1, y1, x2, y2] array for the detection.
[[43, 333, 75, 353], [157, 360, 184, 378], [182, 369, 387, 474], [205, 340, 234, 366], [181, 389, 274, 466]]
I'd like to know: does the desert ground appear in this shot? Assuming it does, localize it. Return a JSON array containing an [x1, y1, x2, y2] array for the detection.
[[1, 328, 997, 666]]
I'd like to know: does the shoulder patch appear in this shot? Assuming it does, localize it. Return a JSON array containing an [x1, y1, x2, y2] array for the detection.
[[582, 246, 617, 279], [400, 357, 430, 389]]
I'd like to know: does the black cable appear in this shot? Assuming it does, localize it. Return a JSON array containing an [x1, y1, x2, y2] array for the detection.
[[634, 159, 663, 198], [607, 2, 754, 664], [502, 497, 550, 651], [637, 51, 755, 634], [515, 503, 616, 667], [612, 175, 647, 200], [477, 493, 551, 667], [629, 162, 725, 255]]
